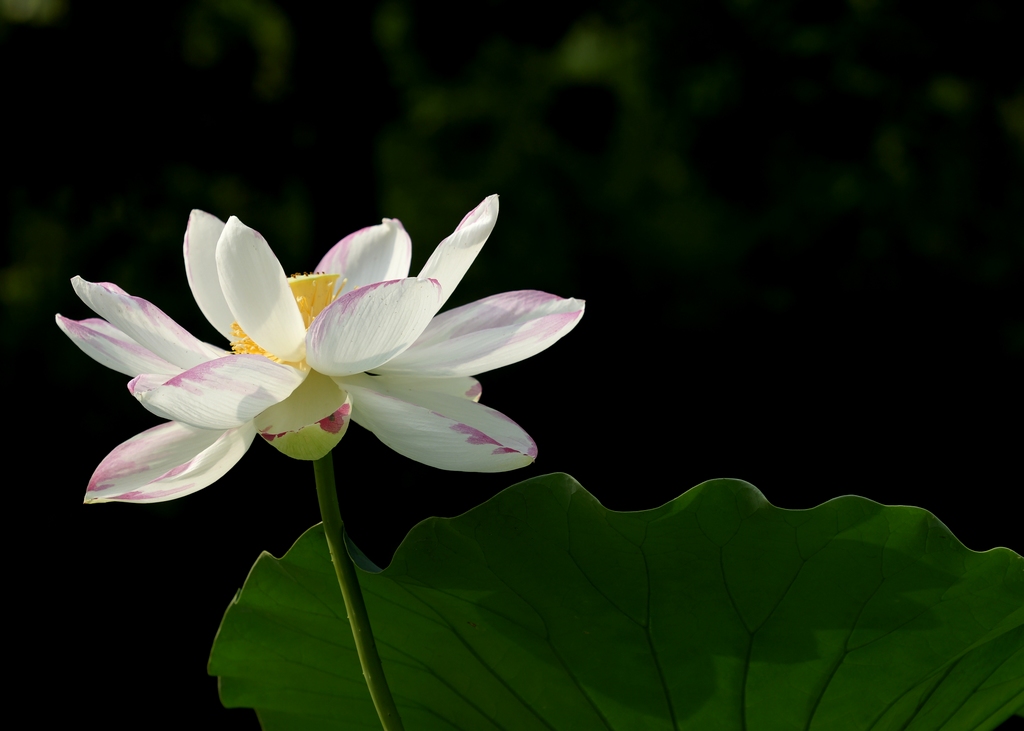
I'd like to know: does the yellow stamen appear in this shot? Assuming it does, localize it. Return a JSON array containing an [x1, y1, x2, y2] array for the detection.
[[230, 272, 343, 361], [230, 322, 282, 360]]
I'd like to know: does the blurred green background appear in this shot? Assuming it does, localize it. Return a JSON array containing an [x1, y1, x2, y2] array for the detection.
[[3, 0, 1022, 728]]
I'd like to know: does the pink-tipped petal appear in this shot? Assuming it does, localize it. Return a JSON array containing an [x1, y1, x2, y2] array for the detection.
[[85, 421, 256, 503], [340, 373, 535, 472], [71, 277, 226, 370], [315, 219, 412, 294], [126, 373, 183, 422], [417, 195, 499, 309], [306, 278, 443, 377], [132, 355, 306, 430], [215, 216, 307, 362], [128, 373, 171, 395], [378, 290, 585, 377], [56, 315, 183, 378], [183, 210, 236, 340]]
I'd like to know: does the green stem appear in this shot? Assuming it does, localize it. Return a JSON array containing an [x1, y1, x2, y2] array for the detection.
[[313, 454, 404, 731]]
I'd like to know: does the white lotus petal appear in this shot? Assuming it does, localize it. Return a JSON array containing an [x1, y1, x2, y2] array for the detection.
[[378, 290, 585, 376], [85, 421, 256, 503], [417, 195, 499, 309], [128, 372, 174, 410], [255, 371, 352, 460], [127, 372, 186, 424], [341, 373, 535, 472], [306, 278, 442, 377], [339, 373, 483, 402], [72, 277, 226, 369], [216, 216, 307, 362], [56, 315, 182, 378], [315, 219, 412, 294], [132, 355, 306, 430], [183, 209, 236, 340]]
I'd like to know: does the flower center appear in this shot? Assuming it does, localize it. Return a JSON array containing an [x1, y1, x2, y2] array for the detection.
[[230, 272, 342, 361]]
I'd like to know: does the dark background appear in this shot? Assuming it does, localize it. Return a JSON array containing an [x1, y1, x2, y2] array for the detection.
[[3, 0, 1021, 727]]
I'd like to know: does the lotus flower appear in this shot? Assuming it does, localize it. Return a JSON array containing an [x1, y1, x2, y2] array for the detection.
[[57, 196, 584, 503]]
